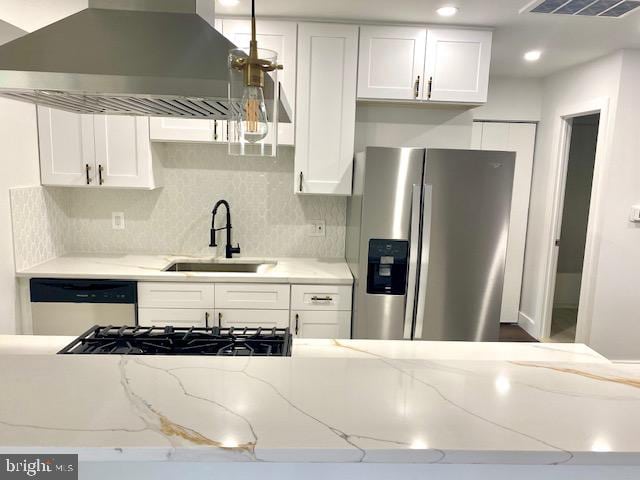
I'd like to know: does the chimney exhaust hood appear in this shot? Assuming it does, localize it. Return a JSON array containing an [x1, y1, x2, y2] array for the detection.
[[0, 2, 291, 122]]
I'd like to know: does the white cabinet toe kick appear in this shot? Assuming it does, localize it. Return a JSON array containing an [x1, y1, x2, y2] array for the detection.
[[137, 282, 352, 339]]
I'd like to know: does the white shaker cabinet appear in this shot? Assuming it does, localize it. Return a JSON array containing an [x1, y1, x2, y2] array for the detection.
[[423, 28, 492, 103], [138, 308, 212, 328], [216, 309, 290, 329], [294, 22, 358, 195], [37, 106, 96, 187], [38, 106, 161, 189], [357, 25, 426, 100], [222, 19, 297, 146], [290, 285, 352, 338]]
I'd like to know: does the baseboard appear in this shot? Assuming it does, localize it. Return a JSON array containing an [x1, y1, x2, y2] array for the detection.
[[518, 311, 539, 340]]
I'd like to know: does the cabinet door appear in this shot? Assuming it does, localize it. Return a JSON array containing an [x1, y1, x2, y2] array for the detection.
[[37, 106, 95, 187], [291, 310, 351, 339], [471, 122, 537, 323], [149, 117, 227, 143], [94, 115, 158, 189], [295, 23, 358, 195], [222, 19, 297, 146], [357, 26, 426, 100], [216, 309, 290, 329], [138, 308, 211, 328], [424, 28, 492, 103]]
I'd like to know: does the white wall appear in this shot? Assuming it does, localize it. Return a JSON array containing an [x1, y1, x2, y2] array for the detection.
[[518, 52, 624, 346], [0, 99, 41, 333], [472, 76, 543, 122], [587, 50, 640, 361]]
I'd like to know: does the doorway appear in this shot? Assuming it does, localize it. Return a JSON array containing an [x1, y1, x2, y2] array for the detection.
[[549, 113, 600, 342]]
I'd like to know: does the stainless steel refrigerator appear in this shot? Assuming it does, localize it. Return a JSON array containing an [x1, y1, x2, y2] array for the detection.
[[346, 147, 515, 341]]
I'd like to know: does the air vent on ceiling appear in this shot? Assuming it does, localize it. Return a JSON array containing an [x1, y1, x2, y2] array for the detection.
[[524, 0, 640, 17]]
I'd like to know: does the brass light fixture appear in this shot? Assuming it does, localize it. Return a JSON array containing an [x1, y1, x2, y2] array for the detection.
[[229, 0, 282, 149]]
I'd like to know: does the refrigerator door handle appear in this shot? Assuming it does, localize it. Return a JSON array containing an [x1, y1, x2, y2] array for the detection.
[[403, 184, 422, 339], [414, 184, 433, 339]]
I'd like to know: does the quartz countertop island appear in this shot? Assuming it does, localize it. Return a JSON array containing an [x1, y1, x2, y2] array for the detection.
[[15, 254, 353, 285], [0, 336, 638, 472]]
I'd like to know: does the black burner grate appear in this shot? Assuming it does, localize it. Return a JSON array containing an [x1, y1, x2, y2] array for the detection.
[[58, 325, 292, 356]]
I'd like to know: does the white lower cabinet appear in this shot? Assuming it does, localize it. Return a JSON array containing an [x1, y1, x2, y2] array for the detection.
[[135, 281, 352, 338], [138, 308, 212, 328], [216, 309, 290, 329], [291, 310, 351, 339]]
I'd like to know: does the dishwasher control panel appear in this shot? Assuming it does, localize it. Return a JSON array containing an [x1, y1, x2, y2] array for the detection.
[[30, 279, 137, 304]]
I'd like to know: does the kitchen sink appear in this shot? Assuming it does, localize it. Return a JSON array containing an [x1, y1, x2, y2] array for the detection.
[[163, 261, 275, 273]]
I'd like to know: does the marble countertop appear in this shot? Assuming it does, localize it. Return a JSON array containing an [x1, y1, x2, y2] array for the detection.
[[15, 254, 353, 285], [1, 336, 638, 465], [0, 335, 610, 363]]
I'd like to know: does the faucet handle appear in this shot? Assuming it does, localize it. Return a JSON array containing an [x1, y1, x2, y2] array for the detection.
[[231, 244, 241, 254]]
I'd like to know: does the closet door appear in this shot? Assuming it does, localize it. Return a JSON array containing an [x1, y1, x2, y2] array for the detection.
[[471, 122, 537, 323]]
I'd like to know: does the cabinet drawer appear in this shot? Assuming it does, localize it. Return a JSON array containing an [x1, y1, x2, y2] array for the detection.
[[291, 310, 351, 339], [216, 309, 290, 329], [138, 282, 215, 308], [138, 308, 211, 328], [291, 285, 352, 311], [215, 284, 290, 310]]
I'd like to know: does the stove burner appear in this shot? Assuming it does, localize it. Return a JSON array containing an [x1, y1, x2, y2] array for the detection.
[[58, 325, 292, 356]]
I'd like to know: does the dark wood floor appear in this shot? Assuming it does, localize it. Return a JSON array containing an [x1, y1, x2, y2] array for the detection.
[[499, 324, 538, 342]]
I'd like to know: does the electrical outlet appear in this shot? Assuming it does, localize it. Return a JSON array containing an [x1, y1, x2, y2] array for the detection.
[[112, 212, 125, 230], [309, 220, 325, 237]]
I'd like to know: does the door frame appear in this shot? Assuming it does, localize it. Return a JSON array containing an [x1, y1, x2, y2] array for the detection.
[[538, 97, 610, 342]]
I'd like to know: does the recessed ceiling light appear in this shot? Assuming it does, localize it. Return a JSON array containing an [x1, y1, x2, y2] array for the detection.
[[524, 50, 542, 62], [437, 6, 458, 17], [219, 0, 240, 6]]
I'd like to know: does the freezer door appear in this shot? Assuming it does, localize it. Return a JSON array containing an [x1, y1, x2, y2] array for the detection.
[[414, 149, 515, 341], [351, 147, 425, 340]]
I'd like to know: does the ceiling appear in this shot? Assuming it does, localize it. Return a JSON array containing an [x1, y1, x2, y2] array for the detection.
[[218, 0, 640, 77], [0, 0, 639, 77]]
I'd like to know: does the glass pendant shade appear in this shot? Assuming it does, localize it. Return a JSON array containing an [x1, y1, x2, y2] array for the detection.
[[228, 47, 279, 157]]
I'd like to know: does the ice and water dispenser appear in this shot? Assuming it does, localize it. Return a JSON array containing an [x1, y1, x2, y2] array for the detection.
[[366, 239, 409, 295]]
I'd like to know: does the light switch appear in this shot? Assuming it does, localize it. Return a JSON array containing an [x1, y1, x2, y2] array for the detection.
[[112, 212, 125, 230], [630, 205, 640, 223]]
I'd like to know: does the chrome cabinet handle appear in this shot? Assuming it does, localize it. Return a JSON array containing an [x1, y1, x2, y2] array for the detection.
[[311, 296, 333, 302], [299, 171, 303, 192], [218, 312, 222, 327], [98, 164, 104, 185], [295, 313, 299, 335], [205, 311, 210, 328], [85, 164, 92, 185], [414, 75, 420, 99], [427, 76, 433, 100]]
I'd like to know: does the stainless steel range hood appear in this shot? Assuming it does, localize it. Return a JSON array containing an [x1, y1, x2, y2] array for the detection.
[[0, 2, 291, 122]]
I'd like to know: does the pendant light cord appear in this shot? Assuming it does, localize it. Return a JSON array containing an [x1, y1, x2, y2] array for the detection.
[[251, 0, 256, 43]]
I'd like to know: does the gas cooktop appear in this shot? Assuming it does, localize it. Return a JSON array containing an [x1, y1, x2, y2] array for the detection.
[[58, 325, 292, 356]]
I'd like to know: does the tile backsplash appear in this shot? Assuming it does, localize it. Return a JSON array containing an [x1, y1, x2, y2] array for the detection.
[[10, 186, 69, 270], [11, 144, 347, 267]]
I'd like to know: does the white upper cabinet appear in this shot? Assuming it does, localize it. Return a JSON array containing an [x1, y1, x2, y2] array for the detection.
[[357, 26, 426, 100], [222, 19, 297, 146], [94, 115, 159, 189], [38, 106, 161, 189], [423, 28, 492, 103], [295, 22, 358, 195], [37, 107, 95, 187]]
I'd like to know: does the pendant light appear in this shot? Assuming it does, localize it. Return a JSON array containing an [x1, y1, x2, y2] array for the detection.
[[228, 0, 282, 155]]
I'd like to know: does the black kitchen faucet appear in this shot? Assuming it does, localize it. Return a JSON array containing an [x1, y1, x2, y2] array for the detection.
[[210, 200, 241, 259]]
